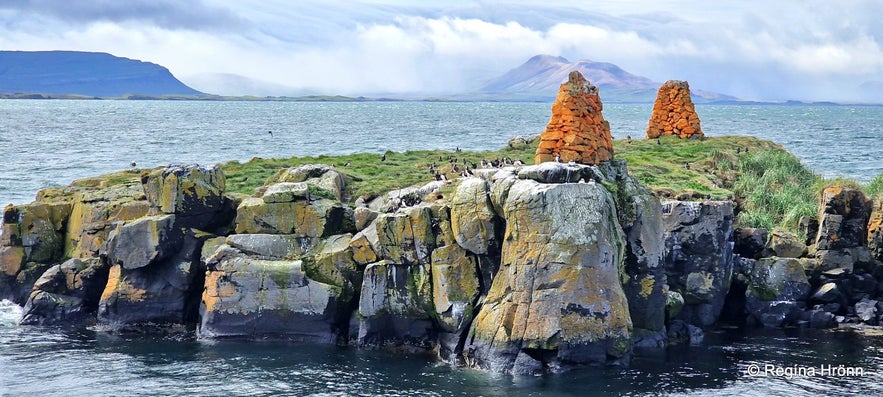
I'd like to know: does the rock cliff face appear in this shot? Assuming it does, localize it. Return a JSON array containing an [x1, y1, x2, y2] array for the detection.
[[814, 187, 874, 271], [661, 201, 734, 327], [3, 147, 881, 374], [467, 178, 631, 373], [534, 71, 614, 165], [646, 80, 703, 139]]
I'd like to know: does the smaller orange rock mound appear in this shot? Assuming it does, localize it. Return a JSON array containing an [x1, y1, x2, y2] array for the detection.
[[535, 71, 613, 165], [646, 80, 703, 139]]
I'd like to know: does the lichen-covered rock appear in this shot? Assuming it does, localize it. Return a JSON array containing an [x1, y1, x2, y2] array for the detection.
[[375, 206, 437, 266], [104, 215, 183, 270], [768, 229, 806, 258], [534, 71, 613, 165], [200, 245, 347, 342], [1, 172, 149, 303], [594, 160, 666, 338], [98, 231, 205, 330], [224, 233, 313, 260], [234, 185, 350, 237], [450, 178, 500, 254], [63, 181, 150, 259], [367, 181, 446, 214], [141, 164, 231, 230], [745, 258, 810, 327], [815, 187, 874, 271], [866, 203, 882, 262], [1, 202, 69, 265], [262, 182, 311, 203], [467, 180, 630, 375], [354, 207, 379, 231], [431, 244, 480, 333], [646, 80, 703, 139], [265, 164, 346, 202], [488, 169, 517, 216], [20, 258, 109, 325], [357, 260, 435, 349], [350, 227, 379, 265], [517, 162, 585, 184], [662, 201, 734, 327], [304, 234, 361, 302]]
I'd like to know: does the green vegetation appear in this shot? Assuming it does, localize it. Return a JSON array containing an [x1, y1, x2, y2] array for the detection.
[[67, 133, 872, 236], [220, 135, 827, 233], [733, 149, 820, 231], [866, 173, 883, 204], [221, 144, 535, 201]]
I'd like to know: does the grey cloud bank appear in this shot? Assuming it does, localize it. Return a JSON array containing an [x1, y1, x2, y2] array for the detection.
[[0, 0, 881, 102]]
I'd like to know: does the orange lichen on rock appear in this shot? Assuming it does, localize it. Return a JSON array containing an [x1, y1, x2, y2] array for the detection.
[[646, 80, 703, 139], [534, 71, 614, 165]]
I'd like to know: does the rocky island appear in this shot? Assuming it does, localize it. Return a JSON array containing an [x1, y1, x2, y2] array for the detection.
[[2, 72, 882, 375]]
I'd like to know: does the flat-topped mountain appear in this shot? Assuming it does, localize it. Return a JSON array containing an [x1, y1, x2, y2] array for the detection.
[[480, 54, 734, 102], [0, 51, 203, 97]]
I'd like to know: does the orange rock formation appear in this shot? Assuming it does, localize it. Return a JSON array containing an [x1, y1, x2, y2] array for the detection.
[[534, 71, 613, 165], [646, 80, 703, 139]]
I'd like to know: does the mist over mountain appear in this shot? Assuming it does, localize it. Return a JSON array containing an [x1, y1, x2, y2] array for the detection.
[[0, 51, 202, 97], [477, 55, 736, 102], [183, 73, 319, 97]]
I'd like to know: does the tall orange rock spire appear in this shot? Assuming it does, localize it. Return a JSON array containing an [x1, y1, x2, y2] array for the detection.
[[534, 71, 614, 165], [646, 80, 703, 139]]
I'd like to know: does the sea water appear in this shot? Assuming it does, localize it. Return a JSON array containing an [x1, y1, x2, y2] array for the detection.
[[0, 100, 881, 206], [1, 100, 882, 395]]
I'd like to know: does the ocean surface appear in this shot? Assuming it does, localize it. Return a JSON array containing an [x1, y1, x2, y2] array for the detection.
[[1, 100, 882, 396], [0, 100, 881, 206]]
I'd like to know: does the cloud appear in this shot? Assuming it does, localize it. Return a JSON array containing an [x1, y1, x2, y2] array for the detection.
[[0, 0, 247, 31], [0, 0, 881, 101]]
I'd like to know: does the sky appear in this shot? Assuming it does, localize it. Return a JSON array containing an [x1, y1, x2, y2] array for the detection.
[[0, 0, 881, 101]]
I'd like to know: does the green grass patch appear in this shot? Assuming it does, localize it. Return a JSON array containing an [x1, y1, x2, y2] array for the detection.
[[217, 134, 853, 235], [221, 143, 535, 202], [733, 149, 820, 231], [864, 173, 883, 203]]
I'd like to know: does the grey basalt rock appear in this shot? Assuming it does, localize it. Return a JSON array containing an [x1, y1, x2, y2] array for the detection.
[[104, 214, 183, 270], [450, 178, 501, 255], [661, 200, 735, 327], [466, 179, 631, 375], [357, 260, 436, 350], [265, 164, 347, 202], [744, 257, 811, 327], [594, 160, 667, 338], [199, 245, 347, 342], [20, 258, 109, 326], [141, 164, 232, 231], [99, 230, 206, 330]]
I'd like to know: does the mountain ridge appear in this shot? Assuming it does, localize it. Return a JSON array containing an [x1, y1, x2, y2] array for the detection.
[[0, 50, 203, 97], [478, 54, 735, 103]]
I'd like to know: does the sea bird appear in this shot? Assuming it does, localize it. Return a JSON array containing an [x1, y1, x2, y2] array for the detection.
[[381, 154, 387, 162], [130, 161, 136, 168], [268, 130, 273, 137], [554, 154, 561, 163]]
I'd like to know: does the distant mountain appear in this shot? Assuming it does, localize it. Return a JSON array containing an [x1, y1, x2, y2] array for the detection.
[[478, 55, 735, 102], [183, 73, 319, 97], [0, 51, 203, 97]]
